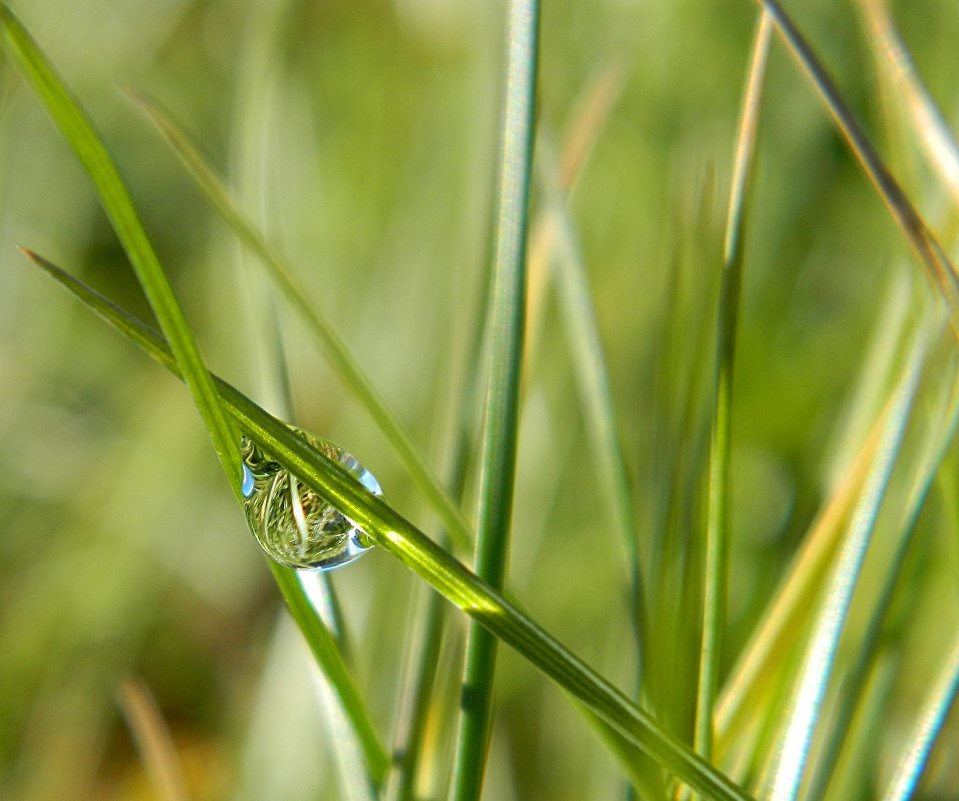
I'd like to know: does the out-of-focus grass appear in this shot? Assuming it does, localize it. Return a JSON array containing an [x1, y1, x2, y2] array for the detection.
[[2, 1, 959, 800]]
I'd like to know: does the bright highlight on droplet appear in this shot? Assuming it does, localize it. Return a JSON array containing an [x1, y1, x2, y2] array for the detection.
[[240, 426, 382, 571]]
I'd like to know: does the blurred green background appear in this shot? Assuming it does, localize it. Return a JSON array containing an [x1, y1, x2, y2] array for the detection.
[[2, 1, 959, 799]]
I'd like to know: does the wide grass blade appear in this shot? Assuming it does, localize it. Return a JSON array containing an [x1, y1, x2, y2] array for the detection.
[[694, 10, 772, 766], [0, 3, 241, 491], [22, 249, 758, 801], [766, 323, 929, 801], [450, 2, 539, 799], [752, 0, 959, 336], [127, 91, 472, 553]]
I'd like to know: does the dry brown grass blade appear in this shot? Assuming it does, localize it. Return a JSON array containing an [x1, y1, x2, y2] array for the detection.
[[117, 678, 191, 801]]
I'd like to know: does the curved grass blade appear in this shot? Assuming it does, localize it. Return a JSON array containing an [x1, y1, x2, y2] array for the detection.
[[881, 635, 959, 801], [753, 0, 959, 337], [450, 2, 539, 799], [0, 3, 242, 491], [766, 323, 930, 801], [22, 249, 757, 801], [694, 10, 772, 767], [126, 90, 472, 554]]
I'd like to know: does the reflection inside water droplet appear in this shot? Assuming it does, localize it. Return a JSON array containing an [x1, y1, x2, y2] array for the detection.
[[240, 426, 382, 571]]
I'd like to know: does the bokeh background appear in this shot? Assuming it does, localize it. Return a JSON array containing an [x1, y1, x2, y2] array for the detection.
[[2, 1, 959, 799]]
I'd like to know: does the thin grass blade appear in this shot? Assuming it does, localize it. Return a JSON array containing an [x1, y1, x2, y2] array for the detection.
[[753, 0, 959, 336], [22, 249, 757, 801], [0, 3, 242, 490], [127, 91, 472, 553], [881, 634, 959, 801], [805, 334, 959, 801], [450, 2, 539, 799], [766, 323, 930, 801], [856, 0, 959, 205], [695, 10, 772, 767]]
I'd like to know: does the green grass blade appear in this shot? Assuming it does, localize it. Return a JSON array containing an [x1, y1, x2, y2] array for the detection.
[[695, 10, 772, 765], [766, 324, 930, 801], [0, 3, 241, 491], [23, 249, 758, 801], [753, 0, 959, 337], [881, 635, 959, 801], [451, 2, 539, 799], [127, 91, 472, 554]]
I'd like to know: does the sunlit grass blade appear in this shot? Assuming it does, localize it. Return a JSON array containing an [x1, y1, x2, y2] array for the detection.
[[856, 0, 959, 205], [0, 3, 241, 491], [805, 341, 959, 801], [695, 10, 772, 768], [450, 2, 538, 799], [881, 635, 959, 801], [766, 322, 930, 801], [126, 91, 472, 554], [753, 0, 959, 336], [23, 249, 758, 801]]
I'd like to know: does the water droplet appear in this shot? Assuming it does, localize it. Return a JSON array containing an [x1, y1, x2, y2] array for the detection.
[[240, 426, 382, 571]]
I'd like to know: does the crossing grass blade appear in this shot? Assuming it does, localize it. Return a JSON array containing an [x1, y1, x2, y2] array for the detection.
[[21, 248, 758, 801]]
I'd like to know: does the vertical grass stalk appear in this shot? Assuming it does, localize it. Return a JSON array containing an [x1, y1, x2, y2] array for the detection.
[[449, 2, 539, 798], [694, 10, 772, 765]]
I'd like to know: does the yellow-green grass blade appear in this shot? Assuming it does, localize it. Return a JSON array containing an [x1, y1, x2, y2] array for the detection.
[[0, 3, 241, 492], [450, 2, 538, 799], [766, 322, 930, 801], [23, 249, 758, 801], [695, 10, 772, 767], [127, 91, 472, 554]]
